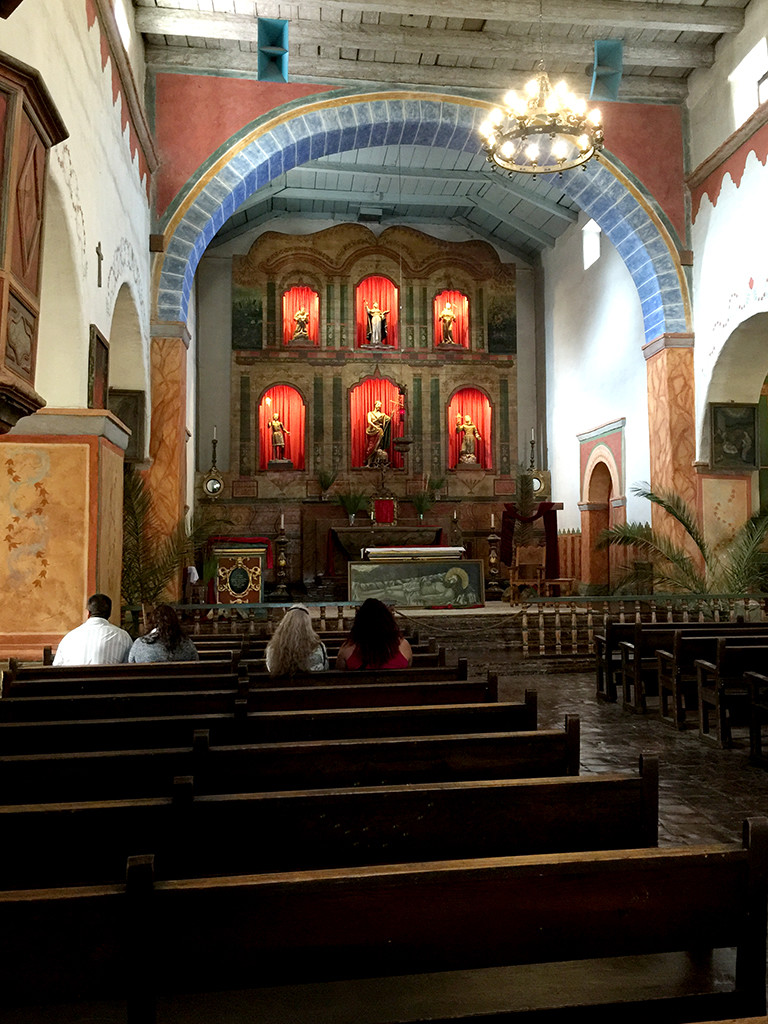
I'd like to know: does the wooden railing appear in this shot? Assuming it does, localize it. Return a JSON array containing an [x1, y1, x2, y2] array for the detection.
[[519, 594, 768, 657]]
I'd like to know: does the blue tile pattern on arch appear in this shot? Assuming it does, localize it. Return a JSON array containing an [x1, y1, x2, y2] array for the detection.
[[157, 94, 687, 344]]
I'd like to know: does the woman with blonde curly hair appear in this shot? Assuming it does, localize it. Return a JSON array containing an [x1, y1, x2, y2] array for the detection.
[[265, 604, 329, 676]]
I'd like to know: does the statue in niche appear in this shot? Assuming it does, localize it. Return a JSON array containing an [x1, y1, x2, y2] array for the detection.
[[364, 300, 389, 345], [438, 301, 456, 343], [365, 400, 391, 468], [292, 306, 310, 341], [269, 413, 290, 460], [456, 413, 481, 465]]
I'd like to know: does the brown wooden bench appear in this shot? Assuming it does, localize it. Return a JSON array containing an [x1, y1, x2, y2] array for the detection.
[[1, 816, 763, 1023], [0, 754, 657, 888], [696, 642, 768, 746], [0, 676, 498, 725], [247, 655, 463, 688], [0, 692, 534, 755], [618, 621, 768, 713], [596, 618, 764, 704], [1, 660, 240, 698], [657, 630, 768, 729], [0, 716, 579, 803]]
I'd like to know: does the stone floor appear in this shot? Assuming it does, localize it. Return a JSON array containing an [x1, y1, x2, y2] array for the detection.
[[402, 607, 768, 847]]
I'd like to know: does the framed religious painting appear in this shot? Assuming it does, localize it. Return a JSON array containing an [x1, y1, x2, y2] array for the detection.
[[710, 404, 758, 471], [349, 558, 485, 608], [88, 324, 109, 409]]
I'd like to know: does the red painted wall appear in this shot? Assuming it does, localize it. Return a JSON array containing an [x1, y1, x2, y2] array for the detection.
[[153, 77, 686, 243], [600, 103, 686, 243], [154, 74, 335, 217]]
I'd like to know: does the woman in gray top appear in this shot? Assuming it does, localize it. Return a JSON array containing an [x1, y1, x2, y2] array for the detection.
[[128, 604, 199, 663]]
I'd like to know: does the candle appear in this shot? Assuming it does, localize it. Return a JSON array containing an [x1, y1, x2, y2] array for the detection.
[[453, 510, 457, 521], [213, 425, 217, 441], [280, 513, 284, 530], [491, 513, 495, 528], [531, 428, 534, 441]]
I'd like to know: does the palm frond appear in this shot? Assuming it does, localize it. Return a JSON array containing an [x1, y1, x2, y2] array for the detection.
[[721, 510, 768, 594], [598, 521, 708, 594], [630, 484, 710, 563]]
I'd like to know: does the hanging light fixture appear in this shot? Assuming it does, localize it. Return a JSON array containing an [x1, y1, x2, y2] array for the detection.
[[479, 2, 604, 175]]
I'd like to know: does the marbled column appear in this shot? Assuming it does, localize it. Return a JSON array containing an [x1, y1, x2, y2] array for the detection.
[[145, 333, 188, 538], [644, 335, 696, 545]]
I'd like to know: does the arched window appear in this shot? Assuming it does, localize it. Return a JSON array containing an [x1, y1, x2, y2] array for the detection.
[[355, 276, 398, 349], [434, 290, 469, 348], [448, 388, 492, 470], [282, 286, 319, 345], [350, 378, 405, 469], [258, 385, 306, 470]]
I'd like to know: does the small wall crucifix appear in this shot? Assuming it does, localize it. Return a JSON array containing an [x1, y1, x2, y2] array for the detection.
[[96, 241, 103, 288]]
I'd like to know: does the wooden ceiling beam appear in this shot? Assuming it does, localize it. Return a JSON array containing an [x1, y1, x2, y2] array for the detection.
[[135, 1, 743, 39], [136, 9, 714, 69], [144, 46, 690, 103]]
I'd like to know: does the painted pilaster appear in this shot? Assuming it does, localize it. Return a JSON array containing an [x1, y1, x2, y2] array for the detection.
[[643, 334, 697, 533], [146, 326, 189, 537]]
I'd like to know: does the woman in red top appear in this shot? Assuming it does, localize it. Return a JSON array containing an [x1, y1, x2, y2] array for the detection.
[[336, 598, 413, 670]]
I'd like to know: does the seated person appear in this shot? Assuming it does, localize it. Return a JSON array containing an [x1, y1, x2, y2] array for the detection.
[[53, 592, 132, 666], [265, 604, 329, 675], [336, 598, 413, 669], [128, 604, 199, 663]]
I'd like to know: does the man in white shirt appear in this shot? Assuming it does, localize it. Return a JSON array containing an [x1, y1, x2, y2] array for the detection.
[[52, 593, 132, 666]]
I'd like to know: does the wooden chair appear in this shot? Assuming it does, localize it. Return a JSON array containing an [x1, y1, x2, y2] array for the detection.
[[509, 543, 545, 599]]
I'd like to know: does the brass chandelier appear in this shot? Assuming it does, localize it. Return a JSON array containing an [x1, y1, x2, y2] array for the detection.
[[480, 63, 604, 175]]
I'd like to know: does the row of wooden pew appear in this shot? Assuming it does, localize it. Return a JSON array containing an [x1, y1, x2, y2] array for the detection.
[[595, 617, 768, 751], [0, 632, 766, 1022]]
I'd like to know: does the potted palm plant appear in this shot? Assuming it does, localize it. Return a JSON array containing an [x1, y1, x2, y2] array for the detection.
[[337, 489, 368, 525]]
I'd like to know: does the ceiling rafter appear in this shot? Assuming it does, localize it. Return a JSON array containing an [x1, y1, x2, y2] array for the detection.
[[135, 8, 715, 70]]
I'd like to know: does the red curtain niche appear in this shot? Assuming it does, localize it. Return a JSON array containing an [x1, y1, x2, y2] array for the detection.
[[355, 276, 399, 349], [282, 286, 319, 345], [434, 290, 469, 348], [258, 385, 306, 470], [350, 378, 404, 469], [448, 388, 492, 470]]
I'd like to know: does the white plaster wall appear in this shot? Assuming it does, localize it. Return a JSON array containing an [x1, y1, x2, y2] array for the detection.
[[196, 256, 233, 473], [3, 0, 151, 408], [687, 0, 768, 169], [691, 154, 768, 457], [543, 215, 651, 530]]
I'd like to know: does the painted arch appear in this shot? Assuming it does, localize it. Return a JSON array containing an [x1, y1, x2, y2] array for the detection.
[[152, 91, 691, 347]]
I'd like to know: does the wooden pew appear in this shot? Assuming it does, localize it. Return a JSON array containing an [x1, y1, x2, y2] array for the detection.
[[657, 630, 768, 729], [0, 716, 580, 803], [0, 674, 497, 725], [1, 817, 764, 1023], [0, 755, 658, 888], [0, 693, 534, 754], [596, 618, 767, 705], [696, 642, 768, 746], [619, 621, 768, 713], [246, 654, 461, 688], [1, 660, 240, 698], [745, 671, 768, 766]]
